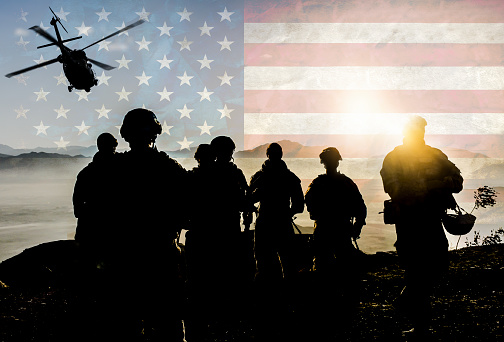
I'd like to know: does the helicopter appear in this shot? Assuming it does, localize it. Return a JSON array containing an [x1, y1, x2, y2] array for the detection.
[[5, 7, 144, 92]]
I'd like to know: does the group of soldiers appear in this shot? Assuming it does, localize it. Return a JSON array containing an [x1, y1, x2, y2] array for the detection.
[[72, 108, 463, 341]]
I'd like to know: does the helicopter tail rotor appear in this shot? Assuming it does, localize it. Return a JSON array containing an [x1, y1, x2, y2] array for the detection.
[[49, 7, 68, 34]]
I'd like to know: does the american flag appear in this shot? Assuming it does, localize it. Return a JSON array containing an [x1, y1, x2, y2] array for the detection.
[[242, 0, 504, 245], [1, 0, 503, 248]]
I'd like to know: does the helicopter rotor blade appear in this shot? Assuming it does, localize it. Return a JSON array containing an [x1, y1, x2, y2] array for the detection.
[[88, 58, 115, 71], [49, 6, 68, 34], [81, 19, 145, 51], [30, 26, 59, 45], [5, 58, 60, 78]]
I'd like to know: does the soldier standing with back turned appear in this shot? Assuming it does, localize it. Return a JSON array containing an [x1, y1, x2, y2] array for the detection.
[[380, 115, 463, 340]]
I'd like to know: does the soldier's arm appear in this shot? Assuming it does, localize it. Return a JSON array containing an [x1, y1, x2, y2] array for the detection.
[[290, 175, 305, 216]]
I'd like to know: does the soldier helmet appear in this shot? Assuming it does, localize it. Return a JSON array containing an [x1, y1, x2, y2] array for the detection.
[[120, 108, 162, 143], [210, 136, 236, 153], [266, 142, 283, 160], [319, 147, 342, 164], [97, 132, 118, 152], [403, 115, 427, 136], [194, 143, 215, 162]]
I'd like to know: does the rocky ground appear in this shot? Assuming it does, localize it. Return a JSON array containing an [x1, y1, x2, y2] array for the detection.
[[0, 242, 502, 341]]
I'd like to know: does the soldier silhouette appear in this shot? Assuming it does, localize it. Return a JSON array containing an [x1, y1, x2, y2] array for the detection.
[[71, 132, 120, 341], [250, 142, 304, 282], [249, 142, 304, 341], [73, 132, 118, 260], [108, 108, 187, 341], [185, 137, 250, 341], [209, 136, 250, 288], [304, 147, 367, 338], [380, 115, 463, 339]]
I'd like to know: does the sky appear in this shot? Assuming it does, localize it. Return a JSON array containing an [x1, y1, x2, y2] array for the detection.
[[0, 0, 244, 151]]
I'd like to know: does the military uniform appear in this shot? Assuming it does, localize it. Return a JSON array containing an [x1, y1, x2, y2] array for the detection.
[[250, 159, 304, 281], [380, 141, 463, 334]]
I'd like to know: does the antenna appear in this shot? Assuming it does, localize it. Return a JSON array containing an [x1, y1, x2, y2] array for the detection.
[[49, 7, 68, 34]]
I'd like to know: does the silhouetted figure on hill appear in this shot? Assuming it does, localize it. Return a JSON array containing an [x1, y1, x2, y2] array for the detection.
[[249, 142, 304, 341], [73, 132, 118, 257], [209, 136, 250, 296], [304, 147, 367, 338], [250, 142, 304, 282], [380, 115, 463, 339], [184, 138, 250, 341], [105, 108, 187, 341]]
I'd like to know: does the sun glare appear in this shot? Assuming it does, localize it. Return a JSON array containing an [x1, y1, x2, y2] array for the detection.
[[339, 94, 407, 136]]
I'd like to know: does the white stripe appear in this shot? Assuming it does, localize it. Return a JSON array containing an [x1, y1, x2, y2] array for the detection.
[[244, 23, 504, 44], [244, 113, 504, 135], [244, 66, 504, 90]]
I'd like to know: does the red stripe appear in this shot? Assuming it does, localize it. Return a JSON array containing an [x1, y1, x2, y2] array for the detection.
[[245, 43, 504, 67], [244, 0, 504, 23], [243, 134, 504, 158], [244, 90, 504, 113]]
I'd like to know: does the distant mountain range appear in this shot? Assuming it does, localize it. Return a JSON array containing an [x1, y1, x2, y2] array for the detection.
[[0, 140, 492, 159]]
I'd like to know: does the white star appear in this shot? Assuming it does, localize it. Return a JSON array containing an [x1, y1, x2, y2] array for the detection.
[[197, 54, 213, 70], [116, 55, 132, 69], [75, 22, 92, 36], [116, 22, 129, 36], [177, 104, 193, 119], [177, 71, 193, 86], [177, 36, 193, 51], [217, 36, 234, 51], [217, 7, 234, 22], [55, 137, 70, 150], [136, 36, 151, 51], [157, 55, 173, 69], [199, 21, 213, 36], [14, 74, 29, 85], [34, 121, 50, 136], [95, 104, 111, 119], [54, 72, 67, 86], [197, 121, 214, 135], [217, 71, 234, 86], [218, 104, 234, 119], [34, 55, 48, 69], [97, 38, 112, 51], [75, 89, 90, 101], [136, 71, 152, 86], [55, 7, 70, 22], [197, 87, 214, 102], [136, 7, 151, 21], [157, 22, 173, 36], [96, 8, 111, 22], [75, 121, 91, 136], [161, 121, 173, 135], [15, 105, 29, 119], [177, 7, 193, 22], [34, 88, 50, 102], [96, 71, 111, 86], [19, 9, 28, 22], [116, 86, 132, 101], [16, 36, 29, 49], [177, 136, 193, 151], [157, 87, 173, 102], [54, 104, 70, 119], [38, 22, 50, 32]]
